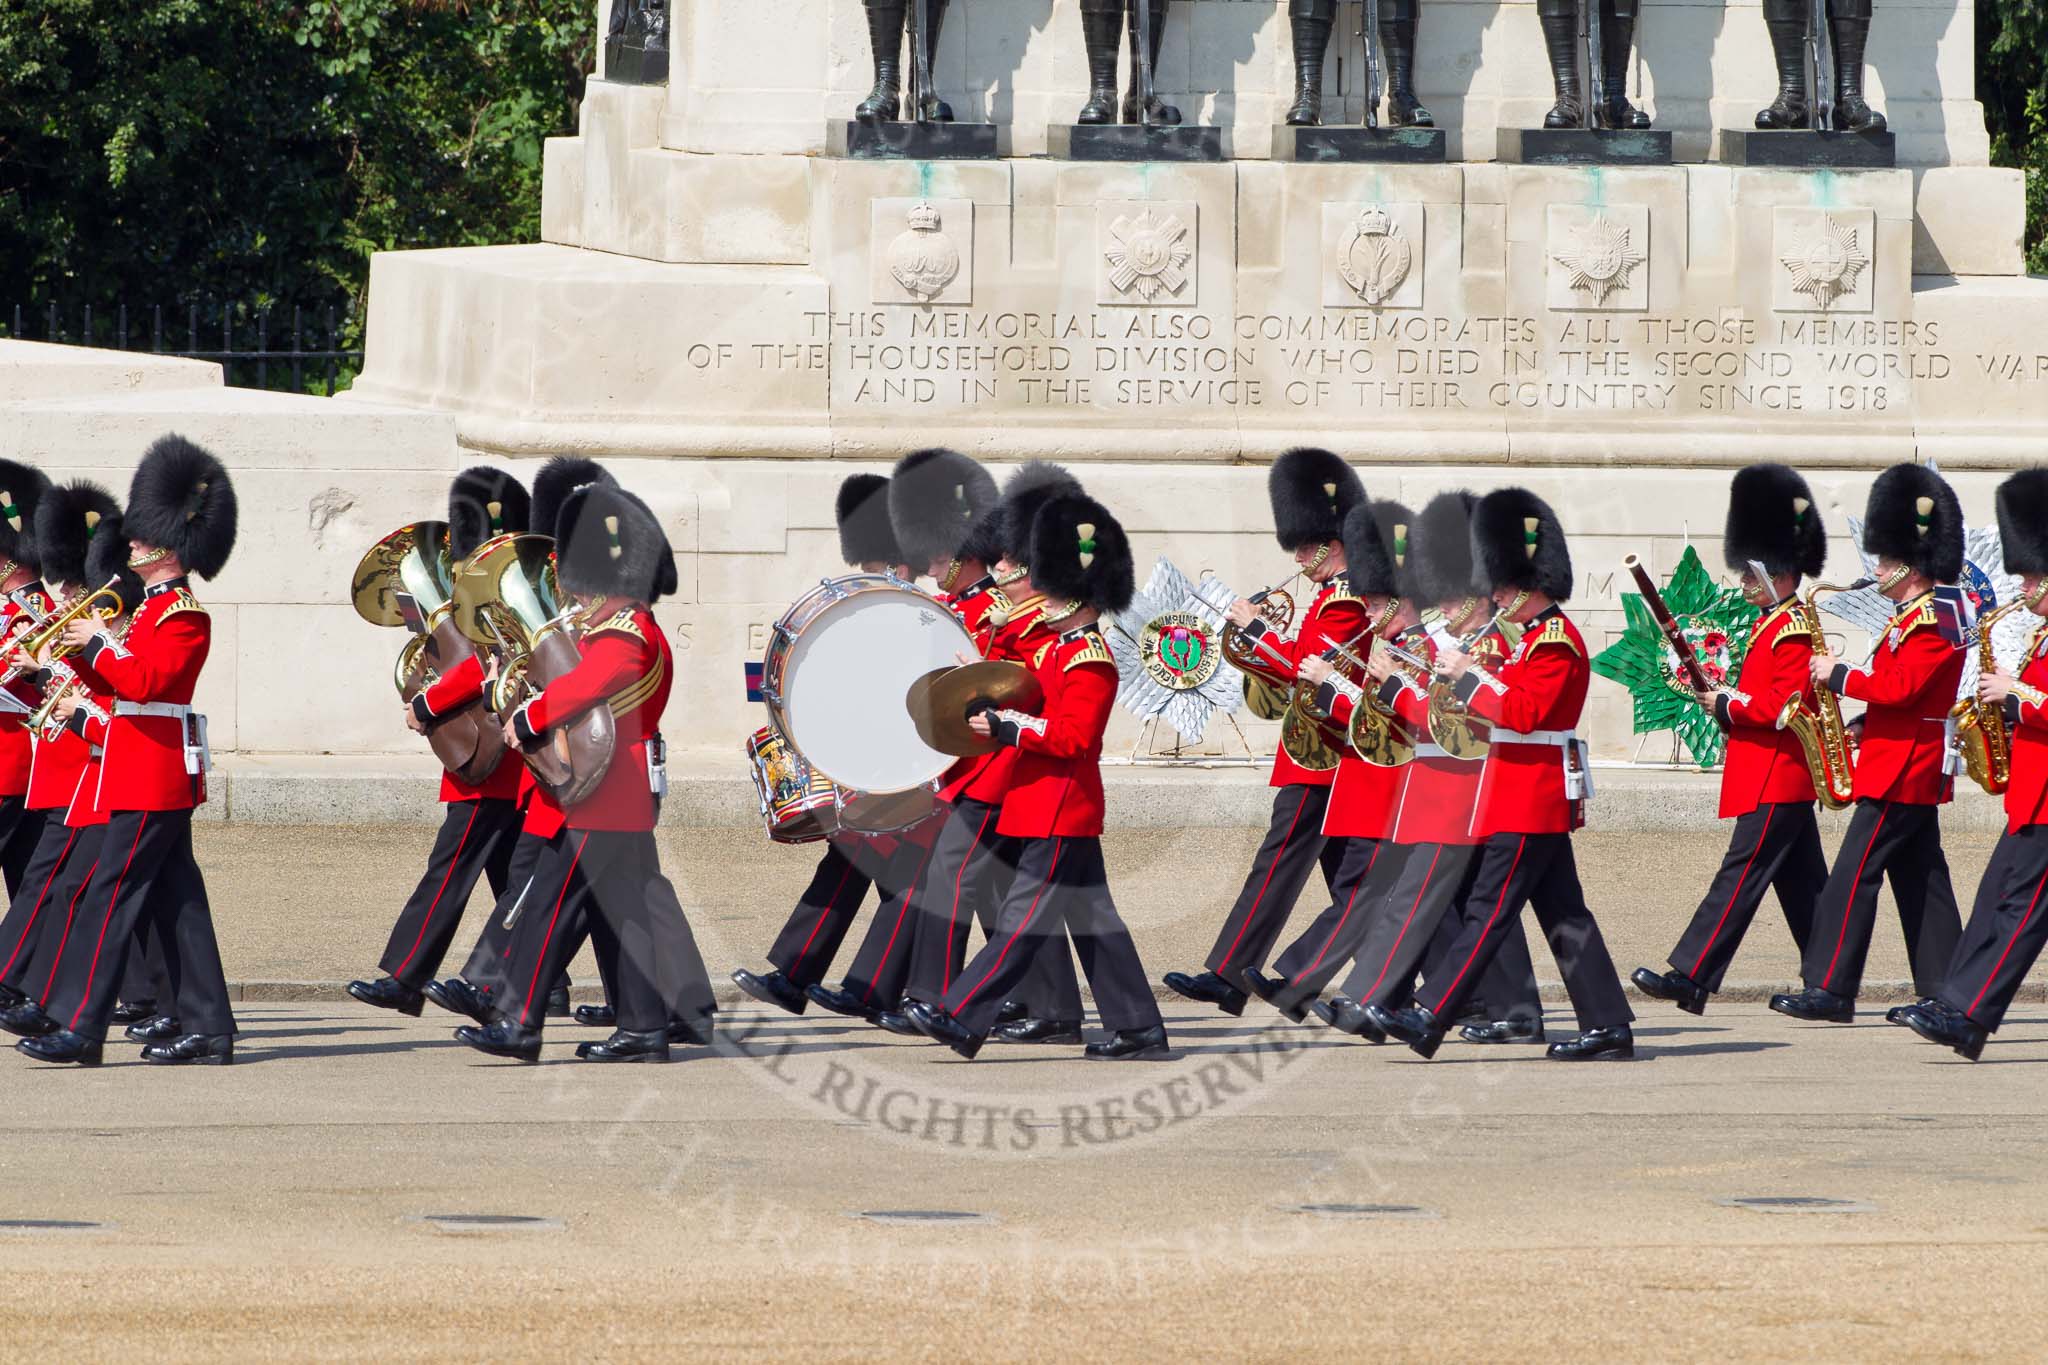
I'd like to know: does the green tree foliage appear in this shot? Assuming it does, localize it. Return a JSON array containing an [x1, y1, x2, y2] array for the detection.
[[0, 0, 592, 361], [1980, 0, 2048, 271]]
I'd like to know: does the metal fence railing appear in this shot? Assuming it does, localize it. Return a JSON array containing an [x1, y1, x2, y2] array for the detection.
[[6, 302, 363, 396]]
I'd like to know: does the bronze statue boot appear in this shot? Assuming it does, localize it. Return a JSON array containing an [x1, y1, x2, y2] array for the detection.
[[856, 0, 906, 122], [1121, 0, 1182, 125], [1595, 14, 1652, 128], [1078, 3, 1124, 124], [1754, 8, 1811, 128], [1382, 16, 1434, 126], [911, 0, 956, 122], [1284, 13, 1332, 126], [1538, 8, 1585, 128], [1830, 9, 1886, 131]]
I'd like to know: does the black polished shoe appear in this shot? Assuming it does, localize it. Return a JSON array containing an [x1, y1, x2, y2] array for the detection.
[[1364, 1003, 1444, 1059], [0, 1000, 58, 1038], [1162, 970, 1248, 1017], [1243, 968, 1307, 1023], [666, 1015, 716, 1047], [545, 985, 573, 1019], [1327, 996, 1387, 1043], [731, 968, 809, 1016], [108, 997, 155, 1025], [124, 1015, 183, 1044], [575, 1004, 617, 1029], [0, 983, 21, 1012], [993, 1017, 1084, 1045], [1547, 1026, 1634, 1061], [454, 1020, 542, 1063], [1306, 997, 1339, 1028], [873, 1009, 924, 1038], [348, 976, 426, 1018], [17, 1029, 101, 1066], [806, 982, 881, 1023], [1631, 966, 1708, 1016], [424, 977, 495, 1026], [1085, 1025, 1170, 1060], [1886, 997, 1947, 1027], [577, 1029, 671, 1063], [1769, 986, 1855, 1023], [1903, 1005, 1987, 1061], [994, 999, 1029, 1026], [902, 1000, 983, 1060], [141, 1033, 234, 1066], [1460, 1017, 1547, 1045]]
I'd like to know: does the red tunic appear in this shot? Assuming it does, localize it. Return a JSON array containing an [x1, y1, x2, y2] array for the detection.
[[415, 652, 522, 803], [68, 580, 209, 812], [512, 604, 672, 833], [0, 585, 53, 797], [63, 694, 113, 828], [1826, 592, 1965, 806], [1455, 608, 1590, 838], [1713, 598, 1819, 818], [2000, 619, 2048, 833], [993, 624, 1118, 839], [957, 591, 1058, 807], [1236, 578, 1369, 790], [1380, 626, 1506, 848], [1317, 622, 1421, 840], [25, 662, 90, 813]]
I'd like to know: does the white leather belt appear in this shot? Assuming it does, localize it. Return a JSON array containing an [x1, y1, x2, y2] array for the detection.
[[114, 702, 191, 720], [1415, 742, 1450, 759], [1490, 728, 1575, 746]]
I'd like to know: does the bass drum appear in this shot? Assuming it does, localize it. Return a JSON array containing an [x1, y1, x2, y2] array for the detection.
[[762, 575, 972, 831]]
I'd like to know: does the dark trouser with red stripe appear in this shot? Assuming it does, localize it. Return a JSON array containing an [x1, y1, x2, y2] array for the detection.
[[1331, 842, 1541, 1024], [1205, 784, 1347, 990], [1802, 798, 1961, 999], [1269, 837, 1407, 1010], [941, 835, 1160, 1038], [1421, 831, 1633, 1032], [766, 837, 883, 990], [457, 829, 549, 999], [377, 798, 522, 988], [836, 815, 946, 1009], [0, 816, 84, 995], [1935, 824, 2048, 1031], [0, 796, 47, 902], [899, 798, 1082, 1018], [1667, 800, 1824, 992], [43, 809, 234, 1043], [7, 825, 106, 1004], [1412, 878, 1543, 1024], [506, 829, 716, 1033]]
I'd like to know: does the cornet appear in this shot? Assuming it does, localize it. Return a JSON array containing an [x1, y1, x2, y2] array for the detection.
[[0, 580, 125, 688]]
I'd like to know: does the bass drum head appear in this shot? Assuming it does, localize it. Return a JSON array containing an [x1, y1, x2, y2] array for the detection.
[[779, 585, 973, 794]]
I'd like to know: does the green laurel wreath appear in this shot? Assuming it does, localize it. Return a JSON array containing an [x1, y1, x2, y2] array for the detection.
[[1591, 544, 1760, 770]]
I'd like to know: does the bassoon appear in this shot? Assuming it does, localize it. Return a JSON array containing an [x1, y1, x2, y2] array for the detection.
[[1621, 553, 1719, 697]]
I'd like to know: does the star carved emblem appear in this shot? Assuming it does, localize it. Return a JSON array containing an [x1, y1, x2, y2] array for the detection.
[[1104, 209, 1192, 304], [1550, 213, 1646, 306], [1779, 213, 1870, 311]]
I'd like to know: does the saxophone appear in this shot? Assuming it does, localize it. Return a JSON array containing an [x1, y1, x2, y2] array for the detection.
[[1952, 599, 2025, 796], [1775, 581, 1864, 811]]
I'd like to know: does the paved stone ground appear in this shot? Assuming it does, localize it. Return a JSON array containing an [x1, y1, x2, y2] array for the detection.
[[1, 1001, 2045, 1360]]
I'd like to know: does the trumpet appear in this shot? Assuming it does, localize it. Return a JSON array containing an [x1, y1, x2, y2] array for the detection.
[[1374, 636, 1492, 762], [0, 581, 125, 688], [1953, 598, 2027, 795], [1775, 577, 1871, 812]]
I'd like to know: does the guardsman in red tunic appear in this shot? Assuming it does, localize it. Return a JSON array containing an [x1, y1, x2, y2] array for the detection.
[[23, 435, 238, 1067], [347, 466, 534, 1018], [1902, 469, 2048, 1059], [0, 460, 54, 899], [1771, 463, 1966, 1023], [1633, 464, 1829, 1015], [1249, 497, 1415, 1019], [456, 484, 715, 1063], [1321, 490, 1544, 1045], [1368, 487, 1637, 1061], [732, 473, 936, 1016], [906, 492, 1168, 1060], [0, 481, 126, 1028], [1163, 448, 1368, 1016]]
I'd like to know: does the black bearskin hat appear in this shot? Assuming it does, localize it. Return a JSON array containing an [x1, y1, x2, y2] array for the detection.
[[1410, 491, 1480, 608], [0, 460, 50, 574], [985, 461, 1082, 568], [1471, 486, 1571, 600], [33, 480, 120, 591], [1268, 448, 1366, 551], [1724, 463, 1826, 581], [85, 507, 144, 616], [888, 448, 999, 571], [836, 473, 902, 568], [557, 484, 672, 604], [1861, 463, 1963, 584], [1028, 492, 1134, 615], [531, 456, 613, 543], [1996, 468, 2048, 577], [449, 466, 531, 561], [126, 435, 237, 579], [1343, 498, 1413, 599]]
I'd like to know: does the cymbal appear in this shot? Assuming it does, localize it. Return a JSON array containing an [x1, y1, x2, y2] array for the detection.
[[908, 661, 1044, 757]]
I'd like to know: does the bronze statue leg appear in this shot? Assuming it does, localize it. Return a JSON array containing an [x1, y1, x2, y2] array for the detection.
[[856, 0, 907, 122], [1755, 0, 1808, 128], [1079, 0, 1124, 124], [1596, 0, 1651, 129], [1829, 0, 1885, 132], [1285, 0, 1336, 127], [1383, 0, 1433, 127], [1121, 0, 1182, 126], [1537, 0, 1584, 129]]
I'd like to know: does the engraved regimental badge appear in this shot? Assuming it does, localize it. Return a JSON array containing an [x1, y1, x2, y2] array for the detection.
[[1778, 213, 1869, 312], [1139, 611, 1222, 692], [1337, 205, 1412, 307], [888, 200, 961, 303], [1551, 213, 1646, 306], [1104, 209, 1192, 304]]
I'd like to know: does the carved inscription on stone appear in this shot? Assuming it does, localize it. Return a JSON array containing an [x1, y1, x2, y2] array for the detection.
[[1774, 208, 1874, 314], [1546, 205, 1650, 312], [1321, 202, 1424, 310], [870, 198, 972, 306], [1097, 202, 1197, 307]]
